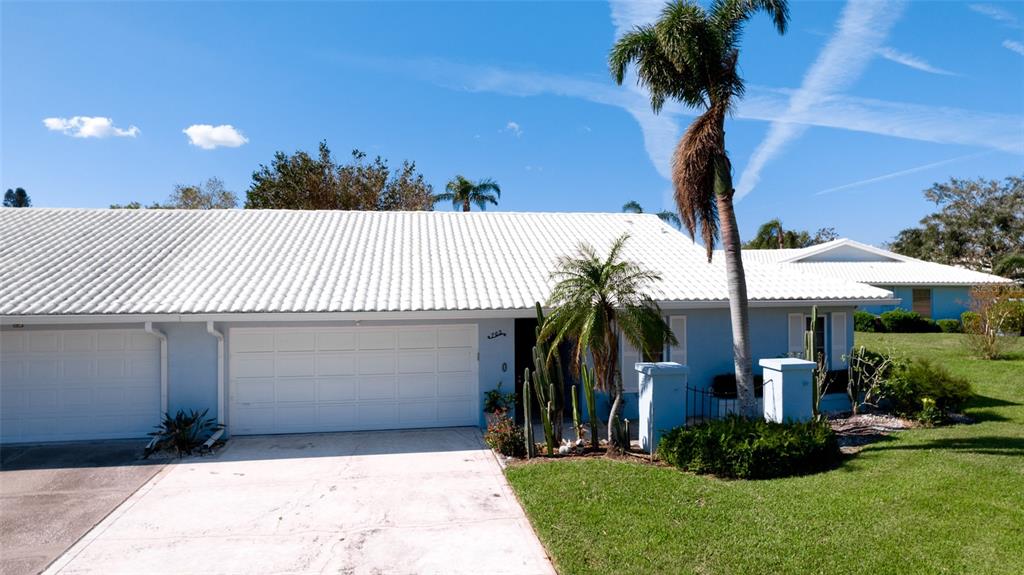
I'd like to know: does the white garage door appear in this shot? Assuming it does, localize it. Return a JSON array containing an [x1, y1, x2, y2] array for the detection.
[[0, 329, 161, 443], [228, 325, 478, 435]]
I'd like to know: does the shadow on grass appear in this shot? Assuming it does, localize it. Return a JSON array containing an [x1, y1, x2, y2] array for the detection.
[[965, 395, 1020, 422], [870, 435, 1024, 457]]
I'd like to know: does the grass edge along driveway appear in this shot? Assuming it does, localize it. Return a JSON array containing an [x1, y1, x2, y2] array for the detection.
[[506, 333, 1024, 575]]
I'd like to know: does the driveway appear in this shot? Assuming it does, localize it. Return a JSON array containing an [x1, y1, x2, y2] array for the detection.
[[45, 428, 554, 575], [0, 440, 165, 575]]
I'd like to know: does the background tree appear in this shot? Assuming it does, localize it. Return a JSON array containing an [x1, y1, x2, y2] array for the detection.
[[111, 178, 237, 209], [994, 253, 1024, 283], [744, 218, 837, 249], [622, 200, 683, 229], [245, 141, 434, 210], [3, 187, 31, 207], [540, 234, 675, 450], [433, 175, 501, 212], [611, 0, 789, 416], [889, 175, 1023, 271]]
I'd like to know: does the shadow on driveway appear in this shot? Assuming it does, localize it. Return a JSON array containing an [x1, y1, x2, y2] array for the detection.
[[0, 439, 166, 575]]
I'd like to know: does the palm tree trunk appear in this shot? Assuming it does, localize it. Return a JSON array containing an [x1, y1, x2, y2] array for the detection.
[[603, 327, 625, 449], [462, 199, 471, 212], [715, 170, 755, 418]]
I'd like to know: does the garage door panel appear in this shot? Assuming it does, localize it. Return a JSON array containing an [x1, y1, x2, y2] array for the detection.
[[229, 325, 477, 435], [276, 332, 316, 352], [399, 350, 436, 374], [95, 387, 125, 405], [359, 330, 395, 350], [276, 379, 316, 403], [399, 328, 436, 350], [2, 332, 26, 353], [358, 352, 395, 375], [29, 333, 60, 353], [63, 332, 95, 352], [96, 358, 125, 378], [123, 387, 158, 407], [399, 401, 436, 423], [233, 379, 276, 404], [317, 332, 356, 351], [2, 359, 26, 381], [232, 356, 275, 378], [437, 349, 473, 373], [438, 400, 474, 422], [318, 379, 357, 402], [317, 354, 356, 376], [62, 358, 95, 378], [29, 359, 59, 380], [29, 389, 59, 409], [63, 388, 93, 408], [232, 332, 275, 353], [398, 374, 436, 399], [130, 357, 159, 379], [358, 375, 396, 400], [95, 332, 126, 352], [437, 326, 474, 348]]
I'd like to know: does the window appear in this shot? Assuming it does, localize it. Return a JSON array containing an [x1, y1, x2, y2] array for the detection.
[[805, 315, 826, 363], [912, 288, 932, 318]]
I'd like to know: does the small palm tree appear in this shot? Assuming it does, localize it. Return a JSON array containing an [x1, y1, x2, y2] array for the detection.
[[3, 187, 31, 208], [610, 0, 789, 416], [434, 176, 501, 212], [540, 234, 675, 449], [622, 200, 682, 229]]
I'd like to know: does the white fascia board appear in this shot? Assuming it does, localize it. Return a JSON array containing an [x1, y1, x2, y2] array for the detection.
[[779, 239, 907, 264]]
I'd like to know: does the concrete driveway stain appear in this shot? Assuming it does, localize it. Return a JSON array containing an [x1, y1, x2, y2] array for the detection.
[[42, 428, 554, 575]]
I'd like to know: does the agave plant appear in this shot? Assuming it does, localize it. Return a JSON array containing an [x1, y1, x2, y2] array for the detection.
[[144, 408, 223, 458]]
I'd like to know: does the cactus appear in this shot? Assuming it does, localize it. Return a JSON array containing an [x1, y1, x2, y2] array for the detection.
[[581, 364, 600, 449], [522, 367, 535, 458], [804, 305, 826, 418], [571, 384, 583, 442], [529, 302, 565, 450]]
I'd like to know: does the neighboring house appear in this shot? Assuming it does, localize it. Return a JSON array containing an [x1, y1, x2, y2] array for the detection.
[[0, 210, 895, 444], [734, 238, 1011, 320]]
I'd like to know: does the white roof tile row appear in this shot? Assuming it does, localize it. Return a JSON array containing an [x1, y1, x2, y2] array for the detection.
[[0, 209, 894, 316]]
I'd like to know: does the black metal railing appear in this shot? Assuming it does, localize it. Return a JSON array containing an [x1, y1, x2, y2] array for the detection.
[[685, 382, 771, 425]]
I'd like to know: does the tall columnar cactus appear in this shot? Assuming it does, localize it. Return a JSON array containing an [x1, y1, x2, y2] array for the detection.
[[530, 302, 565, 448], [580, 364, 600, 449], [804, 305, 825, 417], [570, 384, 583, 442], [522, 367, 535, 458]]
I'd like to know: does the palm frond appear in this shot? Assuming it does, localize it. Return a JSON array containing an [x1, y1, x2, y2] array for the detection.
[[622, 200, 644, 213], [656, 210, 682, 228], [672, 102, 726, 261]]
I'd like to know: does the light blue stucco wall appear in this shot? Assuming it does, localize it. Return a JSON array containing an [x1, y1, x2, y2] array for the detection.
[[858, 285, 971, 320], [162, 322, 219, 419]]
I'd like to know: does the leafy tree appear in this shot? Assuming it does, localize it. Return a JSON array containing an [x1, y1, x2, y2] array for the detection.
[[540, 234, 675, 450], [3, 187, 31, 207], [890, 175, 1024, 271], [610, 0, 789, 416], [111, 178, 237, 209], [744, 218, 837, 249], [433, 175, 501, 212], [245, 141, 433, 210], [621, 200, 682, 229], [994, 253, 1024, 283]]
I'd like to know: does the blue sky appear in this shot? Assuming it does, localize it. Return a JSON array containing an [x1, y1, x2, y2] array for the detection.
[[2, 0, 1022, 246]]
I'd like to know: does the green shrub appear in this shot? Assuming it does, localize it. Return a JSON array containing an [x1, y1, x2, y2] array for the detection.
[[484, 414, 526, 457], [144, 408, 222, 459], [854, 311, 885, 332], [937, 319, 962, 333], [483, 382, 516, 414], [657, 416, 841, 479], [878, 358, 973, 421], [880, 309, 941, 333]]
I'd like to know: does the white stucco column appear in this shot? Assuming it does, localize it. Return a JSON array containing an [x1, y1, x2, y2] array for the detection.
[[759, 358, 817, 423], [636, 362, 689, 454]]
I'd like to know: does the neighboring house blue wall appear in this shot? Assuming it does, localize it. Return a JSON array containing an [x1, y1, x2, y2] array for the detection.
[[858, 285, 971, 320]]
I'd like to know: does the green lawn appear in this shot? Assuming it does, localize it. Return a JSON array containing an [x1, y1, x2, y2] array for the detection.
[[506, 333, 1024, 575]]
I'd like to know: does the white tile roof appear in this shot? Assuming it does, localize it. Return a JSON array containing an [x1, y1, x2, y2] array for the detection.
[[0, 209, 894, 316], [730, 239, 1011, 286]]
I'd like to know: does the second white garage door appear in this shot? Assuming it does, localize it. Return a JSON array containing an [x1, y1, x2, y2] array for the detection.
[[228, 325, 478, 435]]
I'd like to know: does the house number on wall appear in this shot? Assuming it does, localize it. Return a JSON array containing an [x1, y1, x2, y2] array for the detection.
[[487, 330, 507, 340]]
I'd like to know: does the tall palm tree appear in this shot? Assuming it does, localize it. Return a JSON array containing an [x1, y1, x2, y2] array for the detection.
[[610, 0, 789, 417], [3, 187, 31, 208], [540, 234, 676, 449], [622, 200, 683, 229], [434, 176, 501, 212]]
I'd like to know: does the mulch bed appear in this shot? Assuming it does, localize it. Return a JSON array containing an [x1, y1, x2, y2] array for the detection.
[[828, 412, 917, 454]]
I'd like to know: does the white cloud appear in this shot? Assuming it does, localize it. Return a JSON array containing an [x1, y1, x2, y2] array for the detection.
[[503, 121, 523, 137], [735, 0, 906, 200], [876, 46, 958, 76], [183, 124, 248, 149], [1003, 39, 1024, 55], [813, 151, 992, 195], [42, 116, 139, 138], [969, 4, 1021, 27]]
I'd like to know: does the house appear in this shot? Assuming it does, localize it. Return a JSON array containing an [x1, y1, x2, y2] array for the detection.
[[0, 209, 896, 444], [735, 238, 1011, 320]]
